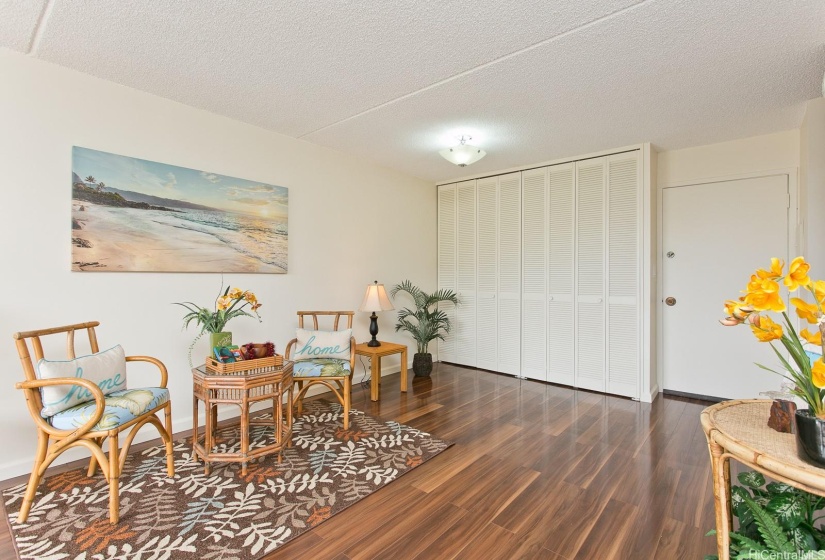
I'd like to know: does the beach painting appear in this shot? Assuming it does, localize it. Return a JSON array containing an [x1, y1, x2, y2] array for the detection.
[[71, 147, 288, 273]]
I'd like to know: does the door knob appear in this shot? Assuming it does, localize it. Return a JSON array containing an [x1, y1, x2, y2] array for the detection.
[[665, 297, 677, 306]]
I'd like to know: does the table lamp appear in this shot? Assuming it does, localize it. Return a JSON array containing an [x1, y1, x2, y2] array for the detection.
[[359, 280, 395, 347]]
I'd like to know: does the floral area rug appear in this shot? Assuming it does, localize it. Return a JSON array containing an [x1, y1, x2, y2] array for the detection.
[[3, 401, 451, 560]]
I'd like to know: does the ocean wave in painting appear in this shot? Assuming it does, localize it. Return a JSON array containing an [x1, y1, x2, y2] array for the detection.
[[151, 209, 288, 270]]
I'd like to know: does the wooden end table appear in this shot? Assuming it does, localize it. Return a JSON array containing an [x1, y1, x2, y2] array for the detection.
[[701, 399, 825, 559], [191, 360, 293, 475], [354, 341, 408, 402]]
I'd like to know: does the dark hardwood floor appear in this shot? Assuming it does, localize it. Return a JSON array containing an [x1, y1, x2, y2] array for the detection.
[[0, 362, 720, 559]]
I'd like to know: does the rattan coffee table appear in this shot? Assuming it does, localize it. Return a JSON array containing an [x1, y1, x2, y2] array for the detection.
[[192, 360, 293, 475], [701, 399, 825, 559]]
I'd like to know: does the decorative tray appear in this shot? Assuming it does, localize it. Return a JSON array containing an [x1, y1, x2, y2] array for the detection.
[[204, 354, 284, 375]]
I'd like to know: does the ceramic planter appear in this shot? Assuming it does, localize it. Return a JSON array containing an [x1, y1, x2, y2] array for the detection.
[[412, 353, 433, 377], [210, 331, 232, 349], [795, 409, 825, 466]]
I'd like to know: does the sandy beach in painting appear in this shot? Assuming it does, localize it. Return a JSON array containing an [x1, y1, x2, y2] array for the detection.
[[72, 202, 288, 273]]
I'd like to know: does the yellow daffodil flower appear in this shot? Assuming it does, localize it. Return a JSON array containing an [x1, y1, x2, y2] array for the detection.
[[744, 278, 786, 313], [723, 299, 753, 322], [749, 315, 783, 342], [813, 280, 825, 306], [251, 302, 262, 312], [792, 297, 820, 324], [228, 287, 243, 299], [245, 291, 258, 305], [756, 258, 784, 280], [801, 328, 823, 346], [784, 256, 811, 291], [813, 359, 825, 389], [216, 295, 232, 310]]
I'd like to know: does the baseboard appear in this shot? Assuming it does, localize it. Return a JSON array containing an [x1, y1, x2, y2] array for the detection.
[[662, 389, 726, 404], [0, 362, 411, 483], [642, 383, 660, 404]]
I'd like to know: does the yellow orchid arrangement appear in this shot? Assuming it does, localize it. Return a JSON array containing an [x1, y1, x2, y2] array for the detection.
[[175, 284, 262, 366], [176, 285, 262, 334], [721, 257, 825, 417]]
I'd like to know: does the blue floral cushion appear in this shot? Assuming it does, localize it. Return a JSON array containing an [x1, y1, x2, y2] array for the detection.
[[48, 387, 169, 431], [293, 359, 351, 378]]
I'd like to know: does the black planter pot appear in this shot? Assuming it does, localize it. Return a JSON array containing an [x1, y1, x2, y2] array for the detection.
[[412, 353, 433, 377], [795, 409, 825, 466]]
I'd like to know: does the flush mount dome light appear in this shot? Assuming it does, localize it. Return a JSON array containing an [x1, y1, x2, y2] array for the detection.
[[439, 135, 486, 167]]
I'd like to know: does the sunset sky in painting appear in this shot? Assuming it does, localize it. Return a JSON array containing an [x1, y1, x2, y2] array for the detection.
[[73, 147, 288, 218]]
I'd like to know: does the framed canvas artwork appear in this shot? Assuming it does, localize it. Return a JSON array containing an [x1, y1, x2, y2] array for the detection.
[[71, 147, 288, 273]]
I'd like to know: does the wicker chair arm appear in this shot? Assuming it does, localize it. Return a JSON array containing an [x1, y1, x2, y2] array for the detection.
[[15, 377, 106, 442], [125, 355, 169, 388], [284, 338, 297, 360]]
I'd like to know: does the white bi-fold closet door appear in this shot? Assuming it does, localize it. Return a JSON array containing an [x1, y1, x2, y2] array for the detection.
[[519, 152, 641, 398], [438, 150, 642, 399], [437, 184, 457, 363], [521, 163, 576, 385], [476, 173, 521, 375], [455, 180, 477, 366]]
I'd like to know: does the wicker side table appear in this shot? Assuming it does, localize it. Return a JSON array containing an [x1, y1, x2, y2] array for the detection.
[[701, 399, 825, 559], [192, 360, 293, 475]]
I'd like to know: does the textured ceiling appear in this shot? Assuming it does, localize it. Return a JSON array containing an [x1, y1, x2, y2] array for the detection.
[[2, 0, 823, 182]]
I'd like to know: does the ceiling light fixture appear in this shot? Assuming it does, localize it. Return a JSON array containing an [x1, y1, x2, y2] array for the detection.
[[439, 135, 486, 167]]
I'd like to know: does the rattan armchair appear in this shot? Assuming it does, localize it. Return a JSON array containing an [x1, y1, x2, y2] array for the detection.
[[285, 311, 356, 429], [13, 321, 174, 524]]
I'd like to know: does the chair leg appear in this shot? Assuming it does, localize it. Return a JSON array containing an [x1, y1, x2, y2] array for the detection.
[[163, 404, 175, 477], [108, 432, 120, 524], [87, 437, 103, 477], [296, 380, 304, 416], [18, 430, 48, 523], [343, 376, 351, 430]]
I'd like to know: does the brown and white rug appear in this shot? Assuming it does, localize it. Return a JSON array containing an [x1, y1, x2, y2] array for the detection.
[[3, 401, 451, 560]]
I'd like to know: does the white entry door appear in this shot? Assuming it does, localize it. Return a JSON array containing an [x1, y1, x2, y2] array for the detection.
[[662, 175, 790, 399]]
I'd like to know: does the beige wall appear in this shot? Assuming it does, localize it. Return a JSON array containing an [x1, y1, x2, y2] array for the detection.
[[657, 130, 800, 187], [0, 49, 435, 479], [801, 98, 825, 268]]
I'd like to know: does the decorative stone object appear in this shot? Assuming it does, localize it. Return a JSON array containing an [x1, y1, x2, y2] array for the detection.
[[768, 399, 797, 433]]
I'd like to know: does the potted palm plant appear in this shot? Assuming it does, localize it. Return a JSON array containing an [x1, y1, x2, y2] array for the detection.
[[391, 280, 459, 377]]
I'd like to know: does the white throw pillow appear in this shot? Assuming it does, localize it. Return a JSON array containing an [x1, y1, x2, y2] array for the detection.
[[293, 328, 352, 361], [37, 345, 128, 417]]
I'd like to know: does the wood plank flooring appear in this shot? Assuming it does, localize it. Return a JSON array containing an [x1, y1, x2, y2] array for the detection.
[[0, 363, 719, 559]]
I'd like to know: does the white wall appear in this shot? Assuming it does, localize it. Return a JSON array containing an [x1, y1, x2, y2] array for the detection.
[[657, 129, 800, 187], [801, 98, 825, 268], [0, 49, 436, 480]]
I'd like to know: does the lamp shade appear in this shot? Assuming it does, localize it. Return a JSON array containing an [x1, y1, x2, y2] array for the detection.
[[359, 281, 394, 312], [439, 136, 486, 167]]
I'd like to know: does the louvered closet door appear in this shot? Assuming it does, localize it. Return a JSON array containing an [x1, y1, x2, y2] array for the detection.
[[498, 172, 521, 375], [476, 177, 498, 371], [575, 158, 606, 392], [607, 152, 640, 398], [547, 163, 576, 387], [455, 180, 477, 367], [437, 184, 457, 362], [521, 168, 547, 381]]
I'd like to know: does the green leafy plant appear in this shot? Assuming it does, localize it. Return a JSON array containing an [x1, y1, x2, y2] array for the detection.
[[390, 280, 458, 354], [705, 471, 825, 559]]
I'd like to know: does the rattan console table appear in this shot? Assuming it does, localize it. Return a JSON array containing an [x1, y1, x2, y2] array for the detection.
[[192, 360, 293, 475], [701, 399, 825, 559]]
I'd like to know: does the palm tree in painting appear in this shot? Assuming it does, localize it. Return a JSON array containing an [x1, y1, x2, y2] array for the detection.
[[97, 181, 106, 192], [84, 175, 96, 187]]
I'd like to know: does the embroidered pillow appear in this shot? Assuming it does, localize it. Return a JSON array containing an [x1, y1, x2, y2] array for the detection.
[[37, 345, 128, 417], [293, 329, 352, 361]]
